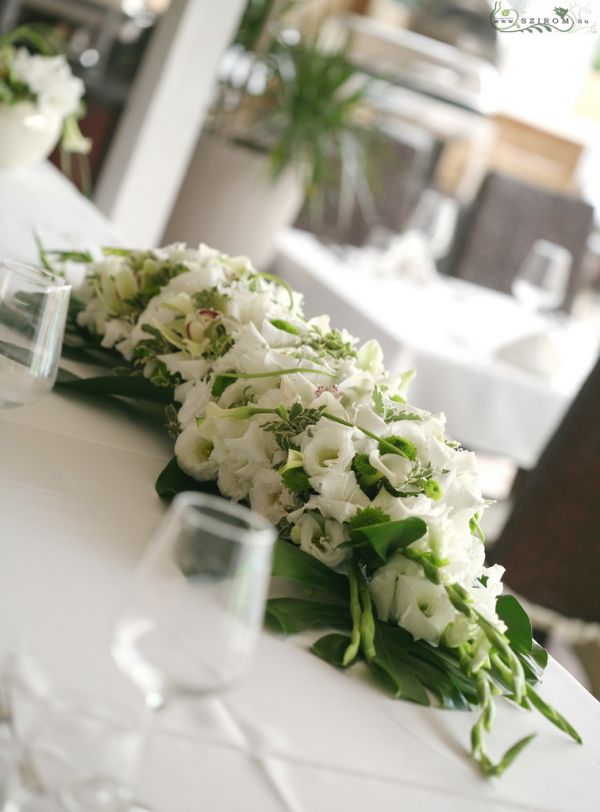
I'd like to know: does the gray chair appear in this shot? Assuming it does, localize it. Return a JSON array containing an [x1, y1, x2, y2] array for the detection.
[[491, 353, 600, 623], [451, 172, 595, 310]]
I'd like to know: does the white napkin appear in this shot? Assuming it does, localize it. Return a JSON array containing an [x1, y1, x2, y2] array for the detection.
[[494, 332, 562, 378], [345, 231, 439, 285]]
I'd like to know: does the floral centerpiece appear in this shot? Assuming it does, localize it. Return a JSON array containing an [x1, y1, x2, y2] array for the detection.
[[0, 25, 90, 168], [48, 241, 581, 777]]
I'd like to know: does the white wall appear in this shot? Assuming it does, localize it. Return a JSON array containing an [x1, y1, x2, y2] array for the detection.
[[94, 0, 246, 246]]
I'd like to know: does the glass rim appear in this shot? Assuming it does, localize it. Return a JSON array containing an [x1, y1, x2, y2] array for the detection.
[[1, 258, 71, 290], [171, 491, 276, 547]]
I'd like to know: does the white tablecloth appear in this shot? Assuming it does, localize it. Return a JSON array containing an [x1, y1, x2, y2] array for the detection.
[[1, 163, 600, 811], [275, 230, 599, 469]]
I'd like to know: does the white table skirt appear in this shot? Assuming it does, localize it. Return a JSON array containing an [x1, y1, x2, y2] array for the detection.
[[0, 163, 599, 810], [275, 229, 598, 469]]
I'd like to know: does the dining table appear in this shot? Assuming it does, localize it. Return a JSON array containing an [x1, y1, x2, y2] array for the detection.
[[1, 161, 600, 811], [275, 229, 600, 470]]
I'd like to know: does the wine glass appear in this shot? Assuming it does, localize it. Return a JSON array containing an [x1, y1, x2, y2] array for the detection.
[[405, 189, 459, 261], [0, 653, 144, 812], [111, 491, 276, 770], [512, 240, 572, 313], [0, 260, 71, 409]]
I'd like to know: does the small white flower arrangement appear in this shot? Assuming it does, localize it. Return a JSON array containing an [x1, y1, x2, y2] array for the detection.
[[0, 26, 91, 167], [50, 241, 581, 777]]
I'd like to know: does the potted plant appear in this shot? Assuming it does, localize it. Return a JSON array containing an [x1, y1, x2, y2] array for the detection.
[[162, 0, 373, 268], [0, 25, 91, 170]]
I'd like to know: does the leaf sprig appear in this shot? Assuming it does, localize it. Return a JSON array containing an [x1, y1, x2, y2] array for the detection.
[[263, 402, 326, 451]]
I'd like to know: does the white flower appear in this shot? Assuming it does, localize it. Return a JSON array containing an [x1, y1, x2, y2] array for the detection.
[[174, 422, 218, 480], [368, 449, 413, 489], [100, 318, 131, 349], [356, 338, 385, 376], [370, 556, 456, 644], [223, 421, 276, 482], [290, 513, 348, 567], [159, 353, 207, 386], [302, 421, 356, 478], [304, 469, 369, 524], [249, 468, 296, 525], [11, 49, 84, 118], [177, 380, 212, 428], [218, 464, 249, 502]]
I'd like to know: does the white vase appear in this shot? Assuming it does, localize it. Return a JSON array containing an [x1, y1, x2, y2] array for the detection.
[[163, 136, 304, 270], [0, 101, 62, 169]]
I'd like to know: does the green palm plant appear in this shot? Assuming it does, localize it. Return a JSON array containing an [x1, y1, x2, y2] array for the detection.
[[265, 36, 372, 198], [206, 1, 373, 210]]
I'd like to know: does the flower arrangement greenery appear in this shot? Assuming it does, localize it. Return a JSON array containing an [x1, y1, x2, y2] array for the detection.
[[42, 240, 582, 778]]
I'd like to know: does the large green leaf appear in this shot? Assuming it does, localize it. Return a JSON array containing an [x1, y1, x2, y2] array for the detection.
[[496, 595, 533, 654], [265, 599, 351, 635], [368, 623, 430, 705], [348, 517, 427, 562], [271, 540, 349, 600], [370, 623, 480, 709], [517, 641, 548, 683], [311, 633, 354, 668], [155, 456, 220, 501], [62, 330, 122, 368], [56, 373, 173, 403]]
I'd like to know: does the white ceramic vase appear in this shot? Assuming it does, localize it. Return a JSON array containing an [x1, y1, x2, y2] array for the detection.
[[0, 101, 62, 169], [163, 136, 304, 270]]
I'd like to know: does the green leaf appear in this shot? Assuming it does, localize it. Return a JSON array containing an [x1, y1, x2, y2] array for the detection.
[[374, 623, 475, 709], [211, 374, 236, 398], [494, 734, 537, 777], [348, 517, 427, 561], [517, 641, 548, 683], [496, 595, 533, 654], [312, 633, 355, 667], [56, 373, 173, 403], [368, 623, 430, 705], [155, 456, 220, 501], [272, 540, 349, 600], [265, 599, 350, 635], [526, 685, 582, 744], [62, 329, 122, 368], [480, 734, 537, 778]]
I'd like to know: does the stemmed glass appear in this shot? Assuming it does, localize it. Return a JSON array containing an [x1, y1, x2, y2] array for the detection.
[[111, 491, 276, 782], [405, 188, 459, 261], [0, 260, 71, 408], [512, 240, 572, 313], [2, 493, 275, 811]]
